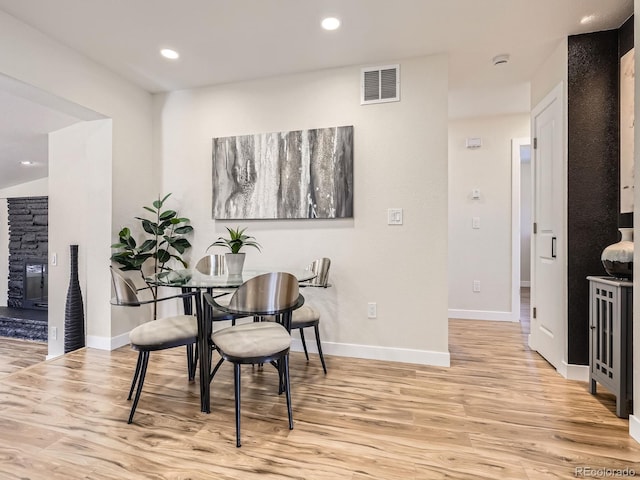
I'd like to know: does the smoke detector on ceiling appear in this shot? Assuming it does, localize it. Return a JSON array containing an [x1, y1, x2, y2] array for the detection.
[[492, 54, 510, 66]]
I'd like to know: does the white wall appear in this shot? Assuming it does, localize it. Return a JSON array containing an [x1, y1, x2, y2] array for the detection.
[[630, 1, 640, 444], [448, 114, 530, 321], [49, 120, 112, 356], [531, 38, 569, 109], [153, 54, 450, 365], [0, 10, 154, 356], [0, 178, 49, 306]]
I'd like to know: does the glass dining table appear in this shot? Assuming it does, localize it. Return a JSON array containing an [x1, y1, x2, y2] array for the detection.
[[146, 268, 316, 413]]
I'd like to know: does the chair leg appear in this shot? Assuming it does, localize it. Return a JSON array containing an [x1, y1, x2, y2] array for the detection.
[[284, 354, 293, 430], [210, 357, 225, 383], [128, 351, 150, 424], [234, 363, 242, 447], [186, 343, 194, 381], [299, 328, 310, 361], [314, 324, 327, 374], [276, 359, 284, 395], [191, 343, 199, 381], [128, 352, 143, 400]]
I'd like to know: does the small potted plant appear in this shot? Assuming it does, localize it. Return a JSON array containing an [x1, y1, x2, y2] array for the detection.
[[207, 226, 261, 275]]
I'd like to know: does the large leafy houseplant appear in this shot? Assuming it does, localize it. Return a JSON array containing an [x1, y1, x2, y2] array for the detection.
[[111, 193, 193, 317]]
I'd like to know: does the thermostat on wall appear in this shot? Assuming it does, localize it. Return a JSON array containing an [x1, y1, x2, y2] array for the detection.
[[465, 137, 482, 149]]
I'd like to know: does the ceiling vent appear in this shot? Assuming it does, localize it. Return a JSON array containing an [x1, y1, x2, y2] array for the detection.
[[361, 64, 400, 105]]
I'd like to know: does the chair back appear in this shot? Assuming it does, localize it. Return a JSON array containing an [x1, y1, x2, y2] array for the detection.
[[306, 257, 331, 287], [195, 254, 226, 275], [110, 268, 141, 306], [227, 272, 299, 316]]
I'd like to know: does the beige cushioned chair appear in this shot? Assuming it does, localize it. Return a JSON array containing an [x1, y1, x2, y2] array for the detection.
[[110, 267, 200, 424], [204, 272, 304, 447], [195, 254, 226, 276], [291, 258, 331, 373]]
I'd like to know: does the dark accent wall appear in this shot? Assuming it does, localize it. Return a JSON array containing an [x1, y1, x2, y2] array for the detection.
[[7, 196, 48, 308], [567, 20, 632, 365]]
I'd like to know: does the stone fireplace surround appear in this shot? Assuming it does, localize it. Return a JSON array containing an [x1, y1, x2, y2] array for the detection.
[[7, 196, 48, 308], [0, 196, 48, 342]]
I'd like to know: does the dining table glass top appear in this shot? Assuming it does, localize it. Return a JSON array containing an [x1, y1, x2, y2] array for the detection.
[[145, 268, 316, 289]]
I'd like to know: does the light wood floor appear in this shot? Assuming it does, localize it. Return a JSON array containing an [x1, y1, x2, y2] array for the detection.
[[1, 314, 639, 479], [0, 337, 47, 378]]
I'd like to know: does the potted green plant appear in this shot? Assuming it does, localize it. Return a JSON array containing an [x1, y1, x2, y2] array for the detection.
[[207, 226, 261, 275], [111, 193, 193, 317]]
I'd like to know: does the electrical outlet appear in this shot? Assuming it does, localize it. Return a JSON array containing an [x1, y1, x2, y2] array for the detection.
[[50, 326, 57, 340], [473, 280, 481, 292], [367, 302, 377, 318]]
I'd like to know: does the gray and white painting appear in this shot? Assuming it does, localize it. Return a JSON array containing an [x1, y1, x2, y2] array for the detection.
[[620, 48, 635, 214], [212, 126, 353, 219]]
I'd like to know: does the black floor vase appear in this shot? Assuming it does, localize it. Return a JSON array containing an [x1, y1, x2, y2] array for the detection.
[[64, 244, 85, 353]]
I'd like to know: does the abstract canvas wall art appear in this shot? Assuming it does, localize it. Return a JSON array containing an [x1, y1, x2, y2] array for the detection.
[[620, 48, 634, 214], [212, 125, 353, 219]]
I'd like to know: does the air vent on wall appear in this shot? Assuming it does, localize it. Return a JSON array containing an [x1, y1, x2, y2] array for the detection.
[[361, 64, 400, 105]]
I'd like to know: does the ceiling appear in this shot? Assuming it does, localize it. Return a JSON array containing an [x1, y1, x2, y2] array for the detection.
[[0, 89, 77, 188], [0, 0, 634, 190]]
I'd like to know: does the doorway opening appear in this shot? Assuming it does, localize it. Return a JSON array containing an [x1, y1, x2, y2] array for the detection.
[[512, 137, 531, 329]]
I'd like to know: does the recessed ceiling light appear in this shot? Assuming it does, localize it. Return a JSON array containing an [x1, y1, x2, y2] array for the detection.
[[321, 17, 341, 31], [20, 161, 34, 166], [160, 48, 180, 60], [580, 14, 596, 25]]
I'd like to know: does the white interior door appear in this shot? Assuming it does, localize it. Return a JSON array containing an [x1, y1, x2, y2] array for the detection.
[[530, 83, 565, 370]]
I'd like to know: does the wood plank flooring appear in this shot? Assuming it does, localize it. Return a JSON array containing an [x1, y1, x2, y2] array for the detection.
[[1, 316, 639, 479], [0, 337, 47, 378]]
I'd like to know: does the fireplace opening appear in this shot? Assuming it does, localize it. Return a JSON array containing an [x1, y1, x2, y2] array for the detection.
[[23, 259, 48, 310]]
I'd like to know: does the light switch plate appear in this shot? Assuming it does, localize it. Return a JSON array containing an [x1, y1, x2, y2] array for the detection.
[[388, 208, 403, 225], [472, 217, 480, 229]]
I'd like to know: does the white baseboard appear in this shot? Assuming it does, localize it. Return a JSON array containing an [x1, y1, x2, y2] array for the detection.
[[558, 360, 589, 382], [520, 281, 531, 287], [448, 309, 517, 322], [85, 332, 449, 367], [525, 346, 589, 382], [630, 415, 640, 444], [46, 353, 62, 361], [86, 332, 129, 351], [291, 338, 450, 367]]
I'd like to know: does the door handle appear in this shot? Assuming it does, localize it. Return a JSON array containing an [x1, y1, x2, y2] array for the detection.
[[551, 236, 557, 258]]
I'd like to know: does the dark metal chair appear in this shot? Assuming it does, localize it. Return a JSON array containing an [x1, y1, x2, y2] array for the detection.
[[204, 272, 304, 447], [110, 267, 199, 424], [293, 257, 331, 374]]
